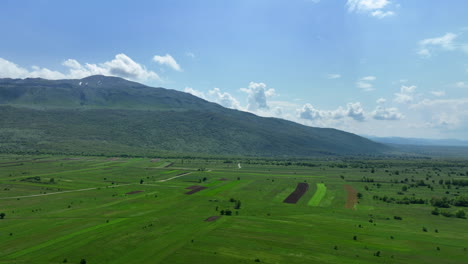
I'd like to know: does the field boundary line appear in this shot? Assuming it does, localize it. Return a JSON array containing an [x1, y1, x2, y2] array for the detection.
[[0, 183, 133, 200], [158, 172, 192, 182]]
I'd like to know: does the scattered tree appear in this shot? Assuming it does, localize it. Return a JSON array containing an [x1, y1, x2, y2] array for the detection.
[[455, 209, 466, 219]]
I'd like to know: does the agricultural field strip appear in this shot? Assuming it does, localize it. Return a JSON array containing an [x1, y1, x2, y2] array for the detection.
[[210, 171, 323, 178], [3, 163, 127, 181], [201, 180, 246, 196], [0, 183, 133, 199], [142, 184, 180, 188], [158, 172, 192, 182], [308, 183, 327, 206], [6, 218, 129, 259]]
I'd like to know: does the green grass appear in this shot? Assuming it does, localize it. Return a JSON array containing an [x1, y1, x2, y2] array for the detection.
[[308, 183, 327, 206], [201, 180, 243, 196], [0, 154, 467, 264]]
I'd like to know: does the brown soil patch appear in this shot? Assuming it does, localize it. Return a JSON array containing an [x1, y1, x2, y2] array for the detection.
[[344, 185, 358, 209], [185, 186, 207, 195], [185, 185, 201, 190], [125, 190, 144, 195], [283, 183, 309, 204], [205, 216, 221, 222]]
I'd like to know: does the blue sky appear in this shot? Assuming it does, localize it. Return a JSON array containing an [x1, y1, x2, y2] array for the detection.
[[1, 0, 468, 140]]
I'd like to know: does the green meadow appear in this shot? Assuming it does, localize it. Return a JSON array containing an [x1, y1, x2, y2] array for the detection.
[[1, 155, 467, 263]]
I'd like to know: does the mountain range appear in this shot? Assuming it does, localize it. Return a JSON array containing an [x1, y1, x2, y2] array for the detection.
[[0, 75, 388, 157]]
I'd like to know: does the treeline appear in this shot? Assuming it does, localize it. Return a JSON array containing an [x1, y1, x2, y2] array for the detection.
[[372, 195, 426, 205], [431, 196, 468, 208]]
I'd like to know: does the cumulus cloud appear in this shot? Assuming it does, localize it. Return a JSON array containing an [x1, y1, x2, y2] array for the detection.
[[153, 54, 182, 71], [394, 85, 416, 103], [411, 98, 468, 129], [455, 81, 468, 88], [346, 102, 366, 121], [298, 104, 324, 121], [184, 87, 206, 99], [417, 33, 459, 58], [240, 82, 276, 111], [0, 54, 160, 82], [297, 102, 366, 122], [371, 106, 403, 120], [0, 57, 65, 79], [184, 86, 241, 110], [208, 88, 242, 110], [356, 76, 376, 91], [346, 0, 395, 19]]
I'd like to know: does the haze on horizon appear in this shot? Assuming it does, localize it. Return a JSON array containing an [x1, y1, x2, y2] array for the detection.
[[1, 0, 468, 140]]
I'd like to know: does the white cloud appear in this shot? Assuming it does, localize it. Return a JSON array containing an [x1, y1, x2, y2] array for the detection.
[[394, 85, 416, 103], [361, 76, 376, 81], [411, 98, 468, 129], [376, 98, 387, 104], [208, 88, 242, 110], [0, 57, 65, 79], [185, 52, 195, 58], [184, 87, 206, 99], [298, 104, 323, 121], [400, 85, 416, 93], [371, 10, 394, 18], [371, 106, 403, 120], [240, 82, 276, 111], [346, 102, 366, 121], [346, 0, 395, 19], [356, 76, 376, 91], [153, 54, 182, 71], [29, 66, 66, 79], [0, 54, 160, 82], [62, 59, 81, 69], [327, 73, 341, 79], [455, 81, 468, 88], [430, 90, 445, 97], [297, 102, 366, 122], [417, 33, 459, 58], [184, 86, 241, 110]]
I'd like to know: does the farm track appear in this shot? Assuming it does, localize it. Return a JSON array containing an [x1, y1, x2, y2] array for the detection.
[[283, 183, 309, 204], [158, 172, 192, 182], [185, 186, 207, 194], [0, 183, 133, 200], [344, 184, 358, 209]]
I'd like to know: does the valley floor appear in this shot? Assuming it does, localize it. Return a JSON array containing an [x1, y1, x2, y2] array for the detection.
[[0, 155, 467, 263]]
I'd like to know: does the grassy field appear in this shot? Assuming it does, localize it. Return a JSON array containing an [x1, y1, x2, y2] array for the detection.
[[1, 155, 467, 263], [308, 183, 327, 206]]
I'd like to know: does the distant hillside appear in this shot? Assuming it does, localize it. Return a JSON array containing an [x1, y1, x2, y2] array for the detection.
[[367, 136, 468, 147], [0, 75, 389, 157]]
